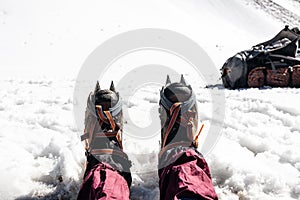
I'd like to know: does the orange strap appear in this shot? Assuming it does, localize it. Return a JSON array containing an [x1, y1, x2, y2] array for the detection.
[[96, 105, 109, 123], [116, 130, 123, 149], [94, 131, 118, 138], [160, 100, 205, 151], [96, 105, 117, 131], [86, 118, 97, 150], [193, 123, 204, 148], [162, 102, 198, 149], [83, 105, 122, 151], [159, 124, 205, 158], [161, 102, 181, 148], [103, 110, 116, 131], [98, 105, 122, 147]]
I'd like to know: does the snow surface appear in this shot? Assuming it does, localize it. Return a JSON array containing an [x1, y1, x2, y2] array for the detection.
[[270, 0, 300, 19], [0, 0, 300, 199]]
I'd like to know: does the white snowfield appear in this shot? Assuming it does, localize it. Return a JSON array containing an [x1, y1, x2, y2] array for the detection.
[[0, 0, 300, 199]]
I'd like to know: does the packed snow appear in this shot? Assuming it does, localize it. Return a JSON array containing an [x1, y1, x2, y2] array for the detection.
[[0, 0, 300, 199]]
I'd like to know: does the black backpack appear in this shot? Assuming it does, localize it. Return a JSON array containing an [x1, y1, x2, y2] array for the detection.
[[221, 25, 300, 89]]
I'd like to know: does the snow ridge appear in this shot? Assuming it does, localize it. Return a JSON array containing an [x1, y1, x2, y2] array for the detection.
[[250, 0, 300, 27]]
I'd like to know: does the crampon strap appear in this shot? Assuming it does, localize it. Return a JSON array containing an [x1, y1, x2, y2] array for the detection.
[[81, 103, 125, 159], [159, 91, 204, 159]]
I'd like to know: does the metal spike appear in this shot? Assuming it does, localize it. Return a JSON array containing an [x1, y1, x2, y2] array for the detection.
[[94, 81, 101, 93], [180, 74, 187, 86], [110, 81, 116, 92], [166, 75, 171, 85]]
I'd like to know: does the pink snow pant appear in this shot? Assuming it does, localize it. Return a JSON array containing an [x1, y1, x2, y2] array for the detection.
[[77, 148, 218, 200], [159, 148, 218, 200], [77, 162, 130, 200]]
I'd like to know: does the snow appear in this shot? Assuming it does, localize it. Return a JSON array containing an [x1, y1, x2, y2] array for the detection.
[[272, 0, 300, 17], [0, 0, 300, 199], [209, 88, 300, 199], [0, 78, 84, 199]]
